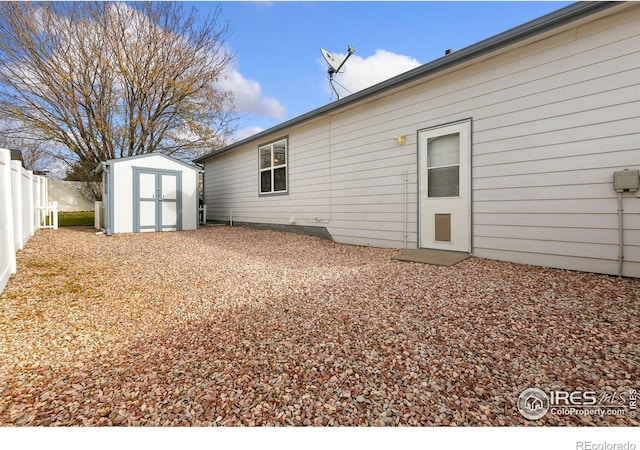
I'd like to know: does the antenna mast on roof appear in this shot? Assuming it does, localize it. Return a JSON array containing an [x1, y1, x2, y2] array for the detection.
[[320, 45, 355, 100]]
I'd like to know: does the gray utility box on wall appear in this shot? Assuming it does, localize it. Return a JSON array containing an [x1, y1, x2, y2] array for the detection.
[[613, 169, 639, 192]]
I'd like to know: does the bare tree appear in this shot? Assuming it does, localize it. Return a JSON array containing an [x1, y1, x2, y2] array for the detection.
[[64, 162, 102, 202], [0, 2, 237, 172], [0, 130, 53, 174]]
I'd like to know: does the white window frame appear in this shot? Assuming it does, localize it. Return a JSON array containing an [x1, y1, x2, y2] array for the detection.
[[259, 137, 288, 195]]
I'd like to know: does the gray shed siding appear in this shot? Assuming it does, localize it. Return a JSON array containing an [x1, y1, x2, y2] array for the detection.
[[204, 3, 640, 277]]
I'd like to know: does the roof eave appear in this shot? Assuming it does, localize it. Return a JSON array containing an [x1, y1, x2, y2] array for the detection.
[[97, 152, 202, 172], [194, 1, 622, 164], [94, 161, 107, 174]]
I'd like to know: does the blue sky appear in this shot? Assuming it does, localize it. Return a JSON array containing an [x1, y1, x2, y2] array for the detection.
[[190, 1, 572, 141]]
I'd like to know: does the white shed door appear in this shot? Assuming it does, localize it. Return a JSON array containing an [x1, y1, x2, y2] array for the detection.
[[138, 172, 158, 232], [418, 120, 471, 252], [160, 173, 178, 231], [134, 169, 181, 232]]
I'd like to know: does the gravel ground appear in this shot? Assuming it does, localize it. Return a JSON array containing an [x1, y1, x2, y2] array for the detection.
[[0, 226, 638, 426]]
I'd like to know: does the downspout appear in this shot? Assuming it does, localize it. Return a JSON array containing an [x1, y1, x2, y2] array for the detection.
[[202, 169, 205, 226], [105, 163, 113, 236], [196, 163, 205, 229]]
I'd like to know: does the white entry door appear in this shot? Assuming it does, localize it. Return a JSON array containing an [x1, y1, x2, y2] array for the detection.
[[418, 120, 471, 252]]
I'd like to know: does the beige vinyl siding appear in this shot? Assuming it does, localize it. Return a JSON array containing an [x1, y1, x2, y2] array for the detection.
[[470, 5, 640, 277], [205, 120, 333, 228], [204, 3, 640, 276], [467, 6, 640, 277]]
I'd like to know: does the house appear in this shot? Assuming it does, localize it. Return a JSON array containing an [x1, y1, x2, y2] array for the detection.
[[195, 2, 640, 278], [96, 153, 201, 235], [9, 149, 22, 162]]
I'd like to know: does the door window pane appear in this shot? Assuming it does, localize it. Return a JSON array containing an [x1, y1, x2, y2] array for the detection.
[[428, 166, 459, 197], [427, 133, 459, 167]]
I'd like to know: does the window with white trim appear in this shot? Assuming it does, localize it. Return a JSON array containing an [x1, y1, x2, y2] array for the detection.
[[259, 138, 288, 194]]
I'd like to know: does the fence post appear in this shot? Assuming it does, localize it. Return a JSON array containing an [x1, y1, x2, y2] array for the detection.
[[0, 149, 17, 293], [33, 175, 41, 229], [10, 161, 23, 250], [42, 177, 48, 208], [41, 177, 48, 226], [94, 201, 102, 229], [52, 201, 58, 230], [23, 169, 34, 242]]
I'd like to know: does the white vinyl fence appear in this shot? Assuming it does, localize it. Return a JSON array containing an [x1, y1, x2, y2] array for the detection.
[[0, 148, 57, 294]]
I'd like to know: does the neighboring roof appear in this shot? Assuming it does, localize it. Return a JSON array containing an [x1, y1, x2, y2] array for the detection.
[[95, 152, 203, 174], [195, 1, 621, 164], [9, 149, 23, 161]]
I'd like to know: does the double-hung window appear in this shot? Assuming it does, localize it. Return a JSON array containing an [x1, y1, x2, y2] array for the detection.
[[259, 138, 288, 195]]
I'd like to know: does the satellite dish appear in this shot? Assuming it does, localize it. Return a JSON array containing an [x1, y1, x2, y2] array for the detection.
[[320, 45, 355, 100], [321, 48, 347, 73]]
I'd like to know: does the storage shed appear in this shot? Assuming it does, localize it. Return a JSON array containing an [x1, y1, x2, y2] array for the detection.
[[96, 153, 201, 235], [195, 2, 640, 278]]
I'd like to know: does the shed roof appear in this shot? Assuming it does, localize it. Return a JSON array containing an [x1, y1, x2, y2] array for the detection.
[[194, 1, 621, 163], [95, 152, 203, 174]]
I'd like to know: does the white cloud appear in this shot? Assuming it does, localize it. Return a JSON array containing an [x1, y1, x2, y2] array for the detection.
[[322, 49, 421, 97], [219, 68, 286, 120], [232, 126, 264, 142]]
